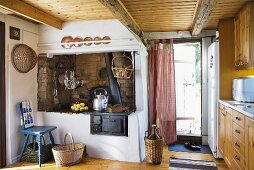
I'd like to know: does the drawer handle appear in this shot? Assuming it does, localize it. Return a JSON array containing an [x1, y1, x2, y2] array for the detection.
[[235, 129, 241, 134], [235, 117, 241, 121], [235, 142, 240, 148], [235, 155, 240, 161]]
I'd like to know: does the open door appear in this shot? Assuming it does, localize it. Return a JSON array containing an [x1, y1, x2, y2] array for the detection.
[[0, 21, 6, 168]]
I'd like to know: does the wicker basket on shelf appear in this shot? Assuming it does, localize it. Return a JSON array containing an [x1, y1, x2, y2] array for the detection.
[[52, 133, 85, 166], [111, 54, 133, 79], [144, 131, 163, 165]]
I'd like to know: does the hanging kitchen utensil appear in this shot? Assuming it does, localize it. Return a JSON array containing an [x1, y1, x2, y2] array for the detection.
[[53, 71, 58, 97], [58, 74, 65, 85], [11, 44, 37, 73], [111, 53, 133, 79], [64, 70, 83, 90]]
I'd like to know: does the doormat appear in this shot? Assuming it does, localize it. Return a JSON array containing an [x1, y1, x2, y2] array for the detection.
[[169, 143, 212, 154], [169, 157, 217, 170]]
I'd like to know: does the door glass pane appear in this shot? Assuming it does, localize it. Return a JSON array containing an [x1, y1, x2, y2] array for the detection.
[[174, 43, 201, 136]]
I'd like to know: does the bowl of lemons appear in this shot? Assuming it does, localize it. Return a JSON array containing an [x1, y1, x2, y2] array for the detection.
[[71, 102, 89, 112]]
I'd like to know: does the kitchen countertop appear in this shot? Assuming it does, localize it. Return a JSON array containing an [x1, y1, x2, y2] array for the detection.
[[219, 100, 254, 119]]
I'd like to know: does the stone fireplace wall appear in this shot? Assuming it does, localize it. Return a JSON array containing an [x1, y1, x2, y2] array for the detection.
[[38, 52, 134, 112]]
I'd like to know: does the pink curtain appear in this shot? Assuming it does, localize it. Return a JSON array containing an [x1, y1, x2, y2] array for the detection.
[[148, 39, 177, 145]]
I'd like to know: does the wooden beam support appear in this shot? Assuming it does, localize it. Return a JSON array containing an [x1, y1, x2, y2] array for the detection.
[[98, 0, 142, 37], [0, 0, 63, 30], [192, 0, 217, 36]]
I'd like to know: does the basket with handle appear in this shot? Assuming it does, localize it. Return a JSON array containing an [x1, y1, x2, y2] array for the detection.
[[52, 133, 85, 166], [111, 54, 133, 79]]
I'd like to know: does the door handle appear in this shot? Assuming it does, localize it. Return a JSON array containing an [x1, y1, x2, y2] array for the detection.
[[235, 155, 240, 161], [235, 117, 241, 121], [235, 129, 241, 134], [235, 142, 240, 148]]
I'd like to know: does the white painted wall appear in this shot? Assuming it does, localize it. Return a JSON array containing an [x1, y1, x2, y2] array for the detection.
[[1, 17, 148, 164], [38, 19, 141, 55], [0, 14, 39, 164], [35, 20, 148, 162]]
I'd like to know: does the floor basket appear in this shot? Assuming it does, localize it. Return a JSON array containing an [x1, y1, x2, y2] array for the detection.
[[52, 133, 85, 166], [145, 137, 163, 165]]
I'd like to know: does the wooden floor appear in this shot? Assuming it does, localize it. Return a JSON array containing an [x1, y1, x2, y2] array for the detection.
[[3, 146, 228, 170]]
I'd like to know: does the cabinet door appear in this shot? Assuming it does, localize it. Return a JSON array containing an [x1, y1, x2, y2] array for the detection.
[[218, 105, 225, 156], [245, 117, 254, 170], [234, 15, 241, 67], [224, 108, 232, 168], [239, 4, 250, 67]]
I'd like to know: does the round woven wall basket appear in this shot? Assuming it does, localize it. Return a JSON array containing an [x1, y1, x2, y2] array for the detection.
[[11, 44, 37, 73]]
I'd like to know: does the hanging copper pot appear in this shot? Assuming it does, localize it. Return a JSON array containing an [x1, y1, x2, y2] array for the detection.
[[102, 36, 111, 44], [61, 36, 74, 49], [73, 36, 83, 47], [94, 36, 102, 45], [84, 37, 93, 46]]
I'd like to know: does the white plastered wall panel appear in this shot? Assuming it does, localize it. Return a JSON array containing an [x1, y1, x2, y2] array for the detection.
[[0, 13, 39, 164]]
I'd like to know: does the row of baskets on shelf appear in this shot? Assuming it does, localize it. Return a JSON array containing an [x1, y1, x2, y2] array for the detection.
[[61, 36, 111, 49]]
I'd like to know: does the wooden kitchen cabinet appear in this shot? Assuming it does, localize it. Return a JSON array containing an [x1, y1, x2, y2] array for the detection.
[[245, 117, 254, 170], [224, 107, 233, 168], [218, 104, 225, 156], [218, 104, 232, 168], [234, 2, 254, 69], [219, 103, 254, 170]]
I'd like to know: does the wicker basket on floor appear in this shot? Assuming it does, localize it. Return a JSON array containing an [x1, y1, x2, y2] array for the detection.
[[145, 132, 163, 165], [52, 133, 85, 166]]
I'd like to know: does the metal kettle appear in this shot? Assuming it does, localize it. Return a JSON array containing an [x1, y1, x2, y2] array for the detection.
[[93, 88, 108, 111]]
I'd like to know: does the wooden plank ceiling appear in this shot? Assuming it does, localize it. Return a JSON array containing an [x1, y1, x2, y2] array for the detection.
[[22, 0, 114, 21], [204, 0, 252, 29], [121, 0, 198, 32], [1, 0, 253, 33]]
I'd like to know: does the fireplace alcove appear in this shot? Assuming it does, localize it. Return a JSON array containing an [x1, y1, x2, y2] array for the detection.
[[35, 20, 148, 163], [37, 52, 135, 113]]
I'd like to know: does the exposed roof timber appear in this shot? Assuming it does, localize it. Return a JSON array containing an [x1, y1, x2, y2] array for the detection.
[[0, 0, 63, 30], [192, 0, 217, 36], [98, 0, 142, 37]]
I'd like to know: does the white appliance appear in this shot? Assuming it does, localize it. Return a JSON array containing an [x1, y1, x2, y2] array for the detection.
[[233, 76, 254, 102], [207, 41, 221, 158]]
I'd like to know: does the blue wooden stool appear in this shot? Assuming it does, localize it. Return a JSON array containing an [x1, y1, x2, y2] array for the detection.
[[18, 101, 57, 167]]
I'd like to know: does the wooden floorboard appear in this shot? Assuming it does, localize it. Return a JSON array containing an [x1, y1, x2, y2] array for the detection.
[[3, 146, 228, 170]]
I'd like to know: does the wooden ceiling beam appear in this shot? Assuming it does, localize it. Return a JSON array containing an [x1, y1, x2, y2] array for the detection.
[[192, 0, 217, 35], [0, 0, 63, 30], [98, 0, 142, 38]]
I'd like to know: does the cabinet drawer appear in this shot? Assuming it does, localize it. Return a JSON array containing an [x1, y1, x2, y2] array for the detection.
[[233, 122, 245, 142], [232, 158, 244, 170], [233, 110, 245, 128], [232, 149, 245, 170], [232, 135, 245, 157]]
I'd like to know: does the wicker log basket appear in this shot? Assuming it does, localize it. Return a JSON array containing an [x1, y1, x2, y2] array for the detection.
[[52, 133, 85, 166], [26, 137, 53, 163], [144, 131, 163, 165]]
